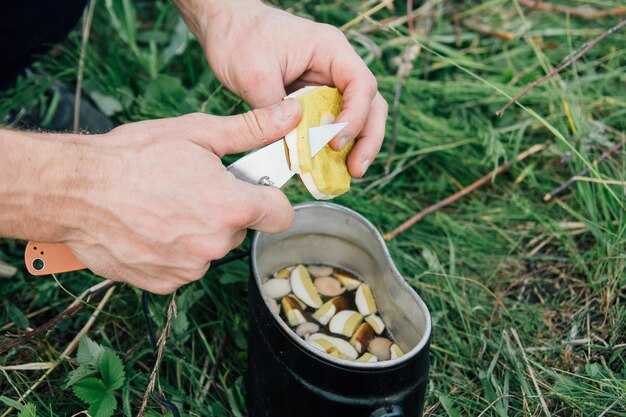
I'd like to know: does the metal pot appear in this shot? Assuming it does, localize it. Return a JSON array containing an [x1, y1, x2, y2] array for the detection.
[[247, 202, 431, 417]]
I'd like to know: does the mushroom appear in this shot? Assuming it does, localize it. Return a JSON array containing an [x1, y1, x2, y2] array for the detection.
[[281, 295, 306, 327], [308, 333, 358, 360], [268, 297, 280, 315], [314, 276, 345, 297], [367, 337, 393, 361], [295, 322, 319, 338], [349, 322, 374, 354], [356, 353, 378, 362], [274, 268, 291, 279], [290, 264, 322, 308], [364, 314, 385, 335], [333, 270, 362, 290], [329, 310, 363, 338], [390, 344, 404, 359], [308, 265, 334, 277], [312, 294, 349, 325], [355, 284, 377, 316], [263, 279, 291, 299]]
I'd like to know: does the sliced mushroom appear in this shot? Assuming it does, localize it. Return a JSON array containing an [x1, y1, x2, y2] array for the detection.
[[308, 333, 358, 360], [314, 276, 345, 297], [390, 344, 404, 359], [349, 322, 374, 354], [281, 295, 306, 327], [295, 322, 320, 338], [290, 264, 322, 308], [328, 310, 363, 338], [308, 338, 338, 356], [364, 314, 385, 335], [268, 297, 280, 315], [274, 268, 291, 279], [355, 284, 377, 316], [333, 270, 362, 290], [312, 294, 349, 325], [263, 278, 291, 299], [367, 337, 393, 361], [356, 352, 378, 362], [308, 265, 334, 277]]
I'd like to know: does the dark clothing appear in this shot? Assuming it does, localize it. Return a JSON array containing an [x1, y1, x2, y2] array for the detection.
[[0, 0, 87, 90]]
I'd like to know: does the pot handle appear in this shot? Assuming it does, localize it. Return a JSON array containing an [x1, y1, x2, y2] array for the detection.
[[370, 404, 404, 417]]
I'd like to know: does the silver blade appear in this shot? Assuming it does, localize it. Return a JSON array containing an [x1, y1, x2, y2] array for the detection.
[[226, 121, 349, 188], [227, 140, 294, 188], [309, 122, 349, 156]]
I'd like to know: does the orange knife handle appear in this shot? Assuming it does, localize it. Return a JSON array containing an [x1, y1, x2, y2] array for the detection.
[[25, 241, 87, 275]]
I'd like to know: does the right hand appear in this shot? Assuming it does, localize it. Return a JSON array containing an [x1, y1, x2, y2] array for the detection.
[[56, 99, 301, 294]]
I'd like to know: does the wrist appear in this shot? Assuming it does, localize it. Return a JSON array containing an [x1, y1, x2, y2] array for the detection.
[[0, 130, 104, 243], [174, 0, 264, 43]]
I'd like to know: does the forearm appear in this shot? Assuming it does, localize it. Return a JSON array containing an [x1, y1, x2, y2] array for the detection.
[[0, 129, 98, 242]]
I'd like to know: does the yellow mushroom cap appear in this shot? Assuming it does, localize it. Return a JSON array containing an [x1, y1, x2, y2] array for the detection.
[[364, 314, 386, 335], [329, 310, 363, 338], [308, 333, 358, 360], [356, 352, 378, 362], [355, 284, 378, 316], [290, 264, 322, 308], [284, 86, 353, 200], [390, 344, 405, 359]]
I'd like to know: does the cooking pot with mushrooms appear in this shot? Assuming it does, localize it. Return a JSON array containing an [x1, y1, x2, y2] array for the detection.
[[247, 203, 431, 417]]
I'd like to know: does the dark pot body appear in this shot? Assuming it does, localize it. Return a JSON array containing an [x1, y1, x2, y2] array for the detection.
[[247, 203, 431, 417]]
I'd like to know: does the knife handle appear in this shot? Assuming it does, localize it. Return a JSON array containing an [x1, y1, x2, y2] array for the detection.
[[25, 241, 86, 275]]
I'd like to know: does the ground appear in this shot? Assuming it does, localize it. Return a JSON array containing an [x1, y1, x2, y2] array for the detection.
[[1, 0, 625, 416]]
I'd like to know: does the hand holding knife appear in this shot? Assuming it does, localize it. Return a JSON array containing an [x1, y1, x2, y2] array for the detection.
[[24, 122, 348, 276]]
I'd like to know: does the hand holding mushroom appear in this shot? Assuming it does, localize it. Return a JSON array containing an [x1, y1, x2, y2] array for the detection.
[[175, 0, 387, 178]]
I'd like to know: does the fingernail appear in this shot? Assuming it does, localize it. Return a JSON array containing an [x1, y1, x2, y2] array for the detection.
[[336, 135, 351, 150], [274, 98, 300, 121], [361, 159, 371, 176]]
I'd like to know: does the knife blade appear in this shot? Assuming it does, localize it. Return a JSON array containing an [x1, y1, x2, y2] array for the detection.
[[24, 122, 349, 276], [227, 122, 348, 188]]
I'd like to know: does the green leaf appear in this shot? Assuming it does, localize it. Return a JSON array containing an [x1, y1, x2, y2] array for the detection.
[[176, 288, 204, 310], [122, 381, 131, 417], [73, 378, 107, 405], [438, 393, 463, 417], [88, 393, 117, 417], [99, 351, 125, 391], [76, 336, 105, 366], [172, 310, 189, 336], [5, 302, 29, 329], [173, 288, 206, 336], [421, 248, 443, 273], [17, 403, 36, 417], [66, 364, 98, 388], [218, 273, 247, 285], [87, 90, 123, 116], [0, 396, 24, 411], [139, 75, 199, 115]]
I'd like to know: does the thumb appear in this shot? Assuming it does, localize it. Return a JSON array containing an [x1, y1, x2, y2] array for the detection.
[[202, 98, 301, 157], [238, 181, 296, 233]]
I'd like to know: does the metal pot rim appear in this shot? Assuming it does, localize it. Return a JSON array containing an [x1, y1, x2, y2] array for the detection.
[[251, 201, 432, 369]]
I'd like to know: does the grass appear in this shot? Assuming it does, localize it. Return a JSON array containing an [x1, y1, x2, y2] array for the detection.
[[1, 0, 625, 415]]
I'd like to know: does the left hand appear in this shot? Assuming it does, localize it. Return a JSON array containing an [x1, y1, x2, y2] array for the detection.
[[176, 0, 387, 177]]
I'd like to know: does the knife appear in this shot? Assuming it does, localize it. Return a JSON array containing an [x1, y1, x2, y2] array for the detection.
[[24, 122, 349, 276]]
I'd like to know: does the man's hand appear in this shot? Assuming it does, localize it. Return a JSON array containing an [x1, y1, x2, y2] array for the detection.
[[1, 99, 301, 294], [176, 0, 387, 177]]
